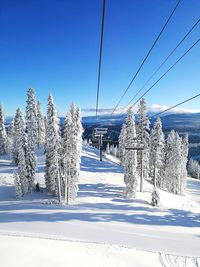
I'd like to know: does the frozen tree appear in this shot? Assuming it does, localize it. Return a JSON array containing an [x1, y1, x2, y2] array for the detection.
[[106, 143, 110, 154], [14, 172, 22, 198], [119, 124, 126, 165], [188, 158, 200, 179], [151, 186, 160, 207], [36, 101, 45, 147], [62, 103, 83, 203], [45, 95, 62, 202], [110, 144, 114, 156], [110, 145, 118, 157], [25, 88, 37, 191], [180, 134, 188, 194], [163, 130, 182, 194], [114, 145, 119, 157], [12, 108, 25, 164], [25, 136, 37, 192], [63, 111, 72, 203], [149, 117, 165, 188], [83, 139, 88, 145], [0, 105, 8, 155], [137, 98, 150, 180], [18, 130, 29, 195], [26, 88, 37, 147], [69, 104, 83, 201], [124, 107, 138, 198], [6, 120, 14, 157]]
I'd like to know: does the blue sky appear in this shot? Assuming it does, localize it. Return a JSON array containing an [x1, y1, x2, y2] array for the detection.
[[0, 0, 200, 116]]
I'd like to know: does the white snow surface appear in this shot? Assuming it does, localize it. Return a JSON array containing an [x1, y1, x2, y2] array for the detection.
[[0, 145, 200, 266]]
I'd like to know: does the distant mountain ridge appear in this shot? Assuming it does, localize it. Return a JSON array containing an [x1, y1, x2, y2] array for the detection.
[[81, 112, 200, 131], [5, 112, 200, 159]]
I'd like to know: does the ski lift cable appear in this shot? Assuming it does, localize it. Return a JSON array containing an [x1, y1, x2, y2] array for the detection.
[[96, 0, 106, 119], [127, 17, 200, 105], [131, 37, 200, 107], [148, 93, 200, 121], [111, 0, 182, 115]]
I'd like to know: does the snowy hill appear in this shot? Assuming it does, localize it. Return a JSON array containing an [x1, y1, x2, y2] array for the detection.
[[0, 145, 200, 266]]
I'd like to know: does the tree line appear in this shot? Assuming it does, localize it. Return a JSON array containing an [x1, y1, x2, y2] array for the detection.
[[0, 88, 83, 203], [118, 99, 189, 205]]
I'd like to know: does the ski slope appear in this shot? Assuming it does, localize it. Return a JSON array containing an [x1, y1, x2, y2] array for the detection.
[[0, 145, 200, 266]]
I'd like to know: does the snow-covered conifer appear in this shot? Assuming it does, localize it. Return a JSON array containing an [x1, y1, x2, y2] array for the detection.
[[6, 120, 14, 157], [180, 134, 188, 194], [0, 105, 8, 155], [151, 186, 160, 207], [110, 144, 114, 156], [137, 99, 150, 179], [25, 88, 37, 191], [25, 135, 37, 192], [18, 130, 29, 195], [63, 111, 72, 203], [14, 172, 22, 198], [110, 145, 118, 157], [188, 158, 200, 179], [36, 101, 45, 147], [124, 107, 138, 198], [26, 88, 37, 147], [118, 124, 126, 165], [163, 130, 182, 194], [83, 139, 88, 145], [106, 143, 110, 154], [12, 108, 25, 164], [62, 103, 83, 203], [45, 95, 62, 202], [69, 104, 83, 201], [149, 117, 165, 187]]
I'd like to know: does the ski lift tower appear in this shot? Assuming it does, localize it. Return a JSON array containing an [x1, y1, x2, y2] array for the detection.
[[93, 128, 108, 161]]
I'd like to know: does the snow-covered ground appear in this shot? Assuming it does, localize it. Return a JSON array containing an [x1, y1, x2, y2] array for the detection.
[[0, 145, 200, 266]]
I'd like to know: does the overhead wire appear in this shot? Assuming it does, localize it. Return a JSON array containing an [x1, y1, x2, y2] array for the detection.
[[95, 0, 106, 118], [148, 92, 200, 120], [131, 37, 200, 106], [111, 0, 182, 114], [127, 17, 200, 105]]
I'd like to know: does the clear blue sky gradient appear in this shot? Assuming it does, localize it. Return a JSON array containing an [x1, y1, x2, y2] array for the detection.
[[0, 0, 200, 116]]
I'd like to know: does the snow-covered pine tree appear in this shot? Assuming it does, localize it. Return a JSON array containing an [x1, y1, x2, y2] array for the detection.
[[18, 130, 29, 195], [6, 120, 14, 157], [68, 104, 83, 202], [12, 108, 25, 164], [110, 144, 114, 156], [163, 130, 182, 194], [180, 134, 189, 194], [25, 88, 37, 191], [149, 117, 165, 188], [83, 139, 88, 145], [26, 88, 37, 147], [25, 135, 37, 192], [106, 143, 110, 154], [62, 103, 83, 203], [110, 145, 118, 157], [45, 95, 62, 202], [188, 158, 200, 179], [137, 98, 150, 180], [118, 124, 126, 165], [151, 186, 160, 207], [114, 145, 118, 157], [63, 111, 72, 203], [36, 101, 45, 147], [0, 105, 8, 155], [124, 107, 138, 198], [14, 171, 22, 198], [26, 88, 38, 191]]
